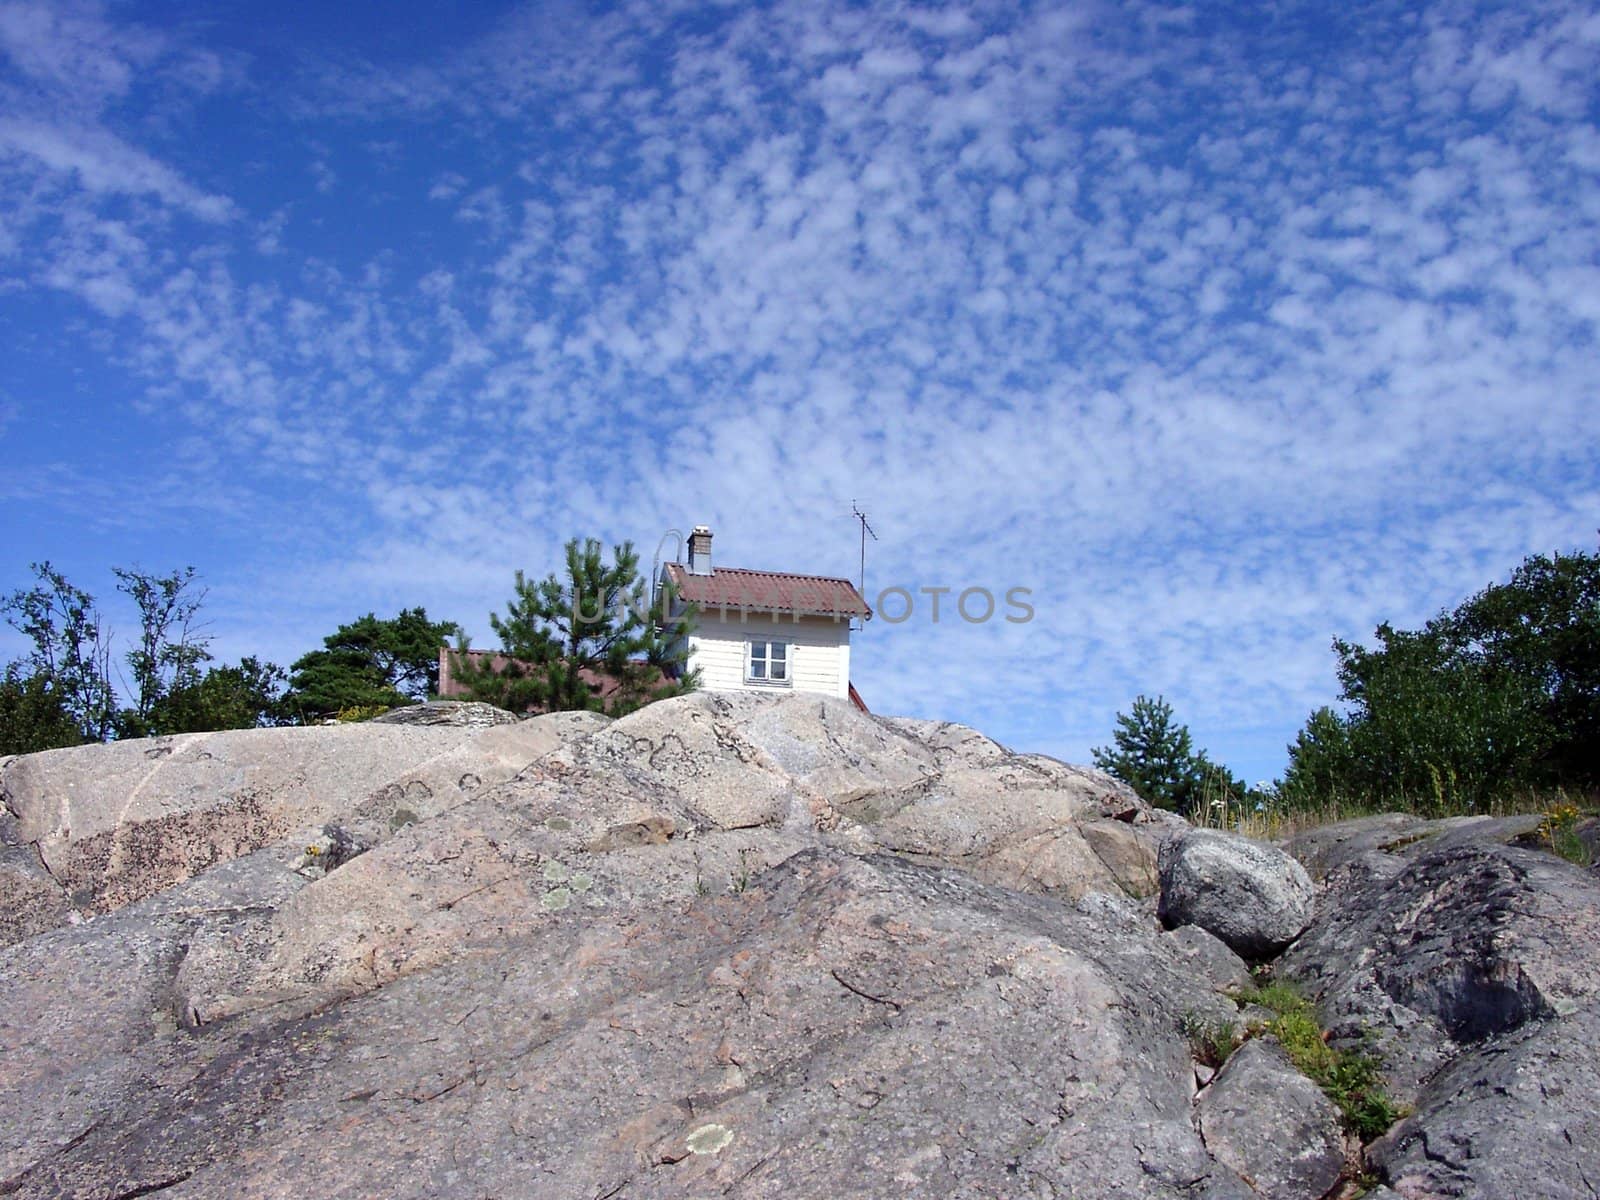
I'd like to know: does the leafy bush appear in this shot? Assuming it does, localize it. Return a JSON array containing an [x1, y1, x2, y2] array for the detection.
[[0, 664, 85, 755]]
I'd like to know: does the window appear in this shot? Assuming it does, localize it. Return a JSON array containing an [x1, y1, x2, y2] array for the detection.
[[746, 639, 790, 685]]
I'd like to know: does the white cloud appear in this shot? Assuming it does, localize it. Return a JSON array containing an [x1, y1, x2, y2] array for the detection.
[[0, 119, 233, 220], [3, 0, 1598, 782]]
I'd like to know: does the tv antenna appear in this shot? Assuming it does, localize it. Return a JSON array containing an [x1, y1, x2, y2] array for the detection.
[[851, 501, 877, 602]]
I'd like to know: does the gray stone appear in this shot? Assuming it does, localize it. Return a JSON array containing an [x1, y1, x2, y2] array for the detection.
[[0, 842, 71, 947], [0, 848, 309, 1180], [370, 700, 522, 727], [507, 692, 1167, 902], [1197, 1038, 1347, 1200], [1282, 812, 1440, 878], [6, 695, 1588, 1200], [0, 848, 1243, 1199], [1279, 836, 1600, 1104], [1166, 923, 1253, 995], [1277, 817, 1600, 1197], [0, 711, 605, 934], [1283, 811, 1547, 879], [1080, 817, 1163, 897], [1158, 828, 1315, 958], [1368, 1004, 1600, 1200]]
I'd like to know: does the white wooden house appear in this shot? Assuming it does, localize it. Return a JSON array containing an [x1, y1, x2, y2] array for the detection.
[[662, 526, 871, 706]]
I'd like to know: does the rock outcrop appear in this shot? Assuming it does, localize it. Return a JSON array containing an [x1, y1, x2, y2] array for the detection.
[[1, 694, 1595, 1199], [0, 706, 606, 940], [2, 848, 1257, 1199], [370, 700, 521, 727], [1277, 828, 1600, 1199]]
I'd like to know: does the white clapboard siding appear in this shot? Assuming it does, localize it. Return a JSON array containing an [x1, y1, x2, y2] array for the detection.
[[687, 613, 852, 698]]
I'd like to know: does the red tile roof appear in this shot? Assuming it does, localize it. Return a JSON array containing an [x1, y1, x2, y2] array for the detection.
[[664, 563, 872, 619]]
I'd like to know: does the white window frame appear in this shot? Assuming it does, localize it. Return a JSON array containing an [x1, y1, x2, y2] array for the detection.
[[745, 638, 792, 687]]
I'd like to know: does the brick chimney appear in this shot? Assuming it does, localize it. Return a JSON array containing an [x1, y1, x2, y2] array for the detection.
[[687, 525, 713, 576]]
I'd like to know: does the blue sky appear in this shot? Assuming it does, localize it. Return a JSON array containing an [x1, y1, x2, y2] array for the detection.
[[2, 0, 1597, 783]]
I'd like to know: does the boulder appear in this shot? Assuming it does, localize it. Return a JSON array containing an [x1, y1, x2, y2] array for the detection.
[[1197, 1038, 1347, 1200], [1158, 829, 1315, 958], [1165, 924, 1252, 995], [370, 701, 520, 727]]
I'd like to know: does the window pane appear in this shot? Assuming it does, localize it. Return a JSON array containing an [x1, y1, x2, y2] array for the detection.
[[772, 659, 787, 680], [771, 643, 786, 661]]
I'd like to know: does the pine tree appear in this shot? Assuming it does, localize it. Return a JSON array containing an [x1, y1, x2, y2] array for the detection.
[[285, 608, 459, 719], [452, 538, 696, 716], [1091, 694, 1242, 815]]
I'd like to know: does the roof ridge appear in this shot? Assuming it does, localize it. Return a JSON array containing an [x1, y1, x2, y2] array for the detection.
[[668, 562, 859, 587]]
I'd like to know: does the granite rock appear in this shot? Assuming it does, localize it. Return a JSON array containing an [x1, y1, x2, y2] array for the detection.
[[1158, 828, 1315, 958], [1197, 1038, 1347, 1200]]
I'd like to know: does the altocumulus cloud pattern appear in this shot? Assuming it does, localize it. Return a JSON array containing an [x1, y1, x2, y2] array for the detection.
[[0, 0, 1597, 780]]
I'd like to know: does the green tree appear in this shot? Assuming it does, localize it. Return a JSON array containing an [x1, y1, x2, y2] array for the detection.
[[1279, 546, 1599, 811], [112, 566, 214, 739], [1092, 694, 1240, 815], [2, 563, 115, 742], [1332, 624, 1548, 808], [148, 656, 290, 733], [452, 538, 696, 716], [1447, 549, 1600, 783], [285, 608, 459, 719], [0, 663, 85, 755], [4, 563, 294, 743], [1278, 706, 1358, 808]]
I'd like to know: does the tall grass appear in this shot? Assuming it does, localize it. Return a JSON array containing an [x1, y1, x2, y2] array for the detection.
[[1193, 782, 1595, 845]]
